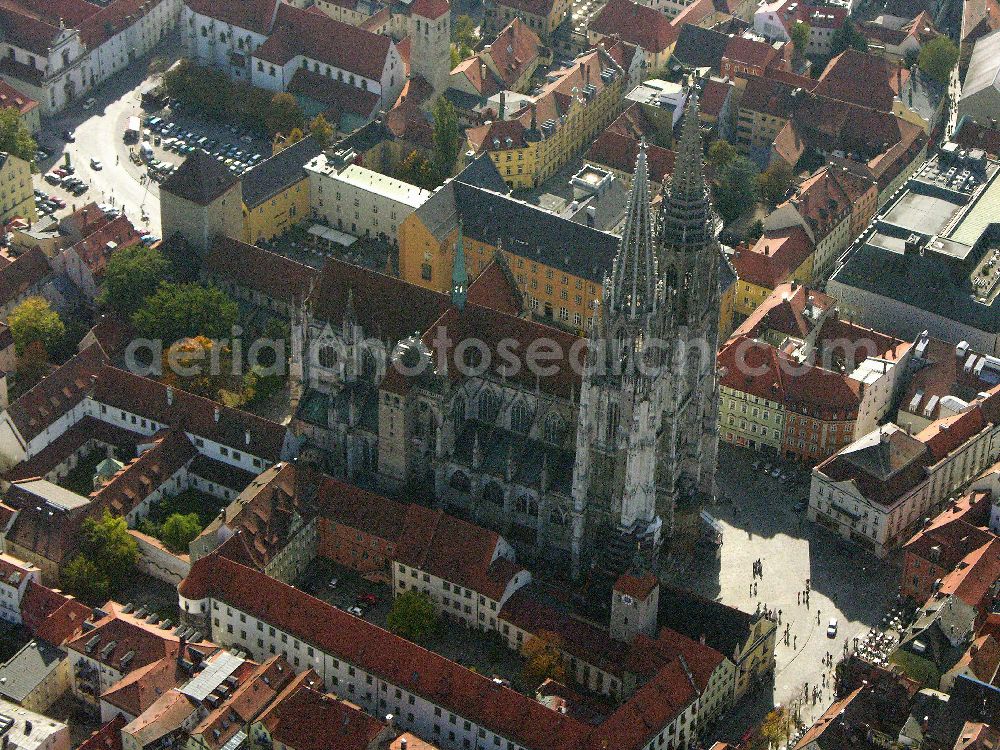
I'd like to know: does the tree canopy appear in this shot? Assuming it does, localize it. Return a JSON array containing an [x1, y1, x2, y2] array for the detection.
[[917, 37, 958, 85], [132, 283, 239, 345], [713, 156, 760, 222], [160, 512, 203, 553], [267, 92, 305, 137], [831, 21, 868, 55], [386, 591, 440, 642], [309, 114, 335, 148], [0, 107, 36, 162], [522, 630, 567, 686], [790, 22, 811, 56], [757, 160, 794, 206], [432, 96, 461, 181], [9, 297, 65, 357], [64, 509, 139, 602], [99, 244, 170, 317]]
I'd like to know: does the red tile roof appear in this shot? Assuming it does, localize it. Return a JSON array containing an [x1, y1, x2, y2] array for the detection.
[[255, 4, 394, 81], [287, 69, 382, 119], [614, 573, 659, 601], [411, 0, 450, 18], [723, 35, 779, 69], [486, 19, 542, 89], [180, 553, 591, 750], [258, 681, 388, 750], [5, 344, 106, 443], [204, 237, 320, 306], [78, 716, 126, 750], [90, 365, 289, 462], [0, 246, 50, 309], [815, 49, 908, 112], [68, 214, 144, 280], [730, 225, 813, 288], [395, 505, 526, 601], [935, 537, 1000, 610], [184, 0, 280, 35], [5, 416, 141, 483], [585, 129, 676, 185], [731, 283, 836, 340], [20, 580, 92, 644], [590, 0, 677, 53], [0, 78, 35, 115]]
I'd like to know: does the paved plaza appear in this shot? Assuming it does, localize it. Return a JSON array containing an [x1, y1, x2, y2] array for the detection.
[[669, 444, 899, 740]]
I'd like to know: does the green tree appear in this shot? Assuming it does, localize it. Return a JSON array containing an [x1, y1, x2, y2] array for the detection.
[[62, 555, 110, 604], [753, 707, 791, 750], [790, 21, 811, 57], [159, 512, 202, 553], [757, 160, 794, 206], [917, 36, 958, 85], [0, 107, 36, 162], [521, 630, 567, 686], [9, 297, 65, 356], [386, 591, 439, 642], [398, 150, 438, 190], [453, 14, 479, 49], [99, 244, 170, 317], [713, 156, 760, 222], [432, 96, 461, 181], [707, 139, 737, 169], [831, 20, 868, 55], [267, 92, 304, 136], [132, 283, 238, 345], [309, 114, 335, 148], [78, 509, 139, 594]]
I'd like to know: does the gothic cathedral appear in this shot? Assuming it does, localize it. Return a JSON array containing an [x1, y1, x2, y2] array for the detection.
[[571, 92, 721, 578]]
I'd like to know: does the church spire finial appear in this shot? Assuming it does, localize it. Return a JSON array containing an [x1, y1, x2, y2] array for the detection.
[[659, 87, 711, 251], [451, 222, 468, 310], [608, 139, 657, 319]]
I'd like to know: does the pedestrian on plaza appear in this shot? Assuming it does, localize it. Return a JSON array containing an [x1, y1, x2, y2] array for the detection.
[[778, 608, 782, 624], [750, 583, 753, 597], [817, 610, 821, 625], [754, 582, 758, 596], [794, 635, 798, 648], [798, 592, 801, 605]]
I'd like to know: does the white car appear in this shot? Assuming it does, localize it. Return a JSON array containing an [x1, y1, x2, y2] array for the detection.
[[90, 158, 103, 170], [82, 97, 96, 110], [328, 577, 338, 588], [827, 618, 838, 638], [347, 606, 363, 617]]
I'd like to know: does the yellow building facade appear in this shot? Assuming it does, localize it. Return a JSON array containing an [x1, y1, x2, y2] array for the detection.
[[0, 153, 35, 225], [466, 48, 627, 191], [242, 177, 310, 245]]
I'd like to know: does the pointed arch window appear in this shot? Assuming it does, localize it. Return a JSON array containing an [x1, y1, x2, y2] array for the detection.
[[607, 402, 620, 443], [479, 389, 502, 424], [510, 400, 533, 433], [544, 413, 564, 444]]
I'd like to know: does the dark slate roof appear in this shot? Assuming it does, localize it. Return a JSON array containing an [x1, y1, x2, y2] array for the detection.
[[241, 135, 322, 209], [672, 24, 730, 69], [454, 153, 512, 195], [160, 151, 240, 206], [414, 158, 617, 283], [657, 585, 756, 662]]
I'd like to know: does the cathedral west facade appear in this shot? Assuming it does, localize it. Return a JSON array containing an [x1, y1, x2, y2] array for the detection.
[[290, 94, 721, 580]]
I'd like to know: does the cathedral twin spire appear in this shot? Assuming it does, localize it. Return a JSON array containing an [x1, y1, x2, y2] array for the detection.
[[608, 140, 657, 320], [607, 89, 710, 321]]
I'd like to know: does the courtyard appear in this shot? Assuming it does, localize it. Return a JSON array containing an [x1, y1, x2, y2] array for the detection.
[[674, 444, 899, 740]]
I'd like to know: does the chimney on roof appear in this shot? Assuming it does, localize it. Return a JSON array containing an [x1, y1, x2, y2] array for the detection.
[[401, 739, 408, 750], [213, 406, 220, 423], [166, 385, 173, 406]]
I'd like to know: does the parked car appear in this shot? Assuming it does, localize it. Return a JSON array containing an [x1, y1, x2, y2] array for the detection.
[[792, 499, 808, 512], [770, 465, 782, 478], [827, 618, 838, 638], [328, 577, 338, 589], [44, 173, 61, 185], [357, 593, 377, 607], [90, 158, 103, 170], [82, 97, 96, 110], [61, 129, 75, 142], [141, 235, 160, 246], [347, 606, 364, 617]]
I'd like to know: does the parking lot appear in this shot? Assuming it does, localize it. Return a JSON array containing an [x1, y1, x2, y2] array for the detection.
[[137, 108, 270, 184]]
